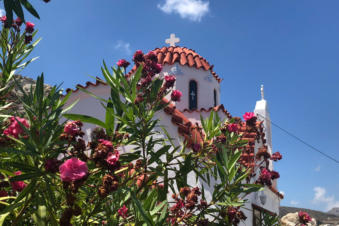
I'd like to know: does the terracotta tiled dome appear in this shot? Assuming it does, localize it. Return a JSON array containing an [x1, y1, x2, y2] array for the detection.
[[153, 46, 221, 83], [127, 46, 222, 83]]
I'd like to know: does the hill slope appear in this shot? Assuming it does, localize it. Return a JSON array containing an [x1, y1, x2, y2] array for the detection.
[[280, 206, 339, 224]]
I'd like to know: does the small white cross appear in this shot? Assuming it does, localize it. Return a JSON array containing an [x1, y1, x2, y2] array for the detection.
[[261, 84, 265, 100], [190, 91, 196, 100], [165, 33, 180, 47]]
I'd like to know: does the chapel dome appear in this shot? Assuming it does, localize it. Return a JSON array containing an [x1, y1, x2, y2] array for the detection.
[[152, 46, 221, 83]]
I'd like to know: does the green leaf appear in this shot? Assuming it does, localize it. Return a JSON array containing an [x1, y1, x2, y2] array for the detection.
[[63, 113, 107, 129], [157, 203, 168, 225], [10, 172, 42, 182], [16, 56, 39, 71], [104, 99, 115, 134], [0, 200, 25, 214], [5, 162, 40, 172], [12, 0, 25, 21], [4, 0, 13, 26], [150, 200, 167, 216], [227, 150, 242, 173], [148, 145, 171, 165], [19, 0, 40, 19], [150, 79, 162, 101], [61, 98, 79, 114], [144, 189, 157, 210], [0, 212, 10, 226], [130, 190, 155, 226], [0, 197, 16, 201], [14, 180, 36, 204], [76, 85, 108, 103]]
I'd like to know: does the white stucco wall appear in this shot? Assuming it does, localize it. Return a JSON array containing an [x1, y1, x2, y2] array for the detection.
[[181, 110, 228, 125], [160, 63, 220, 111], [63, 64, 281, 225], [240, 188, 281, 226]]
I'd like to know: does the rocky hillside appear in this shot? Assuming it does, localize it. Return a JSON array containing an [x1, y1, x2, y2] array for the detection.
[[328, 207, 339, 216], [280, 206, 339, 225], [5, 75, 52, 116]]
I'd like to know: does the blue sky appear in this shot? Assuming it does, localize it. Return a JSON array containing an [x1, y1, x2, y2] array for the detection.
[[4, 0, 339, 212]]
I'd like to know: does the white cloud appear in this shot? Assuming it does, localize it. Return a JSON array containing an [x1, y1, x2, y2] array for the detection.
[[114, 40, 132, 56], [313, 187, 339, 211], [0, 9, 5, 17], [290, 200, 299, 206], [158, 0, 209, 22], [315, 165, 321, 172]]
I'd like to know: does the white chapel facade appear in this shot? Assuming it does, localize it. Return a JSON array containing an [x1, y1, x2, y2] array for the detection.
[[66, 34, 283, 226]]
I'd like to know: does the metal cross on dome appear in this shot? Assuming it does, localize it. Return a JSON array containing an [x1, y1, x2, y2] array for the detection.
[[165, 33, 180, 47]]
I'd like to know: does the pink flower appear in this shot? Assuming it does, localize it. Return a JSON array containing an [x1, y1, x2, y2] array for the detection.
[[11, 171, 27, 192], [134, 94, 144, 104], [270, 170, 280, 180], [15, 18, 22, 26], [153, 63, 162, 74], [136, 174, 148, 188], [0, 190, 8, 197], [227, 206, 247, 224], [258, 168, 272, 186], [118, 205, 128, 218], [298, 211, 312, 224], [271, 152, 282, 161], [59, 158, 88, 182], [145, 51, 157, 62], [227, 123, 238, 132], [164, 75, 176, 88], [98, 139, 113, 150], [25, 22, 35, 33], [64, 121, 82, 136], [133, 50, 144, 62], [0, 16, 6, 23], [45, 158, 61, 173], [106, 151, 120, 166], [25, 35, 32, 44], [3, 116, 29, 138], [242, 112, 256, 121], [140, 75, 152, 88], [171, 90, 182, 102], [192, 143, 201, 152], [117, 59, 130, 68], [170, 199, 185, 212]]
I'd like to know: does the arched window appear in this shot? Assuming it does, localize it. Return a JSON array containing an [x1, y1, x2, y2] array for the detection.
[[189, 80, 197, 110], [214, 89, 217, 107]]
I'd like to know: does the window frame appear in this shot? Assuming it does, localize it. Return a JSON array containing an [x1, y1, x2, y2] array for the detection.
[[188, 80, 198, 110], [252, 204, 276, 226]]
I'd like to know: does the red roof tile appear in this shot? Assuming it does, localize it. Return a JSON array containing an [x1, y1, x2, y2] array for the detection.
[[127, 47, 222, 83], [65, 77, 105, 94], [269, 186, 284, 199], [162, 98, 203, 146], [65, 77, 281, 199], [237, 121, 262, 170], [182, 104, 232, 118], [65, 80, 203, 146], [234, 120, 282, 199]]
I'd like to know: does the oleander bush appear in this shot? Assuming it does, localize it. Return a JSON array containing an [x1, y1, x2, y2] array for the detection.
[[0, 7, 282, 226]]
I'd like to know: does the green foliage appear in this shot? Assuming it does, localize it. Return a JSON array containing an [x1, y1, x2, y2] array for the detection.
[[0, 11, 271, 225], [261, 211, 281, 226], [194, 113, 263, 224], [3, 0, 40, 25], [0, 74, 71, 225], [0, 25, 40, 119]]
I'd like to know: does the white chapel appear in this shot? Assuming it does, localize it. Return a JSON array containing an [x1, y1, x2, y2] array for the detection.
[[65, 34, 283, 226]]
